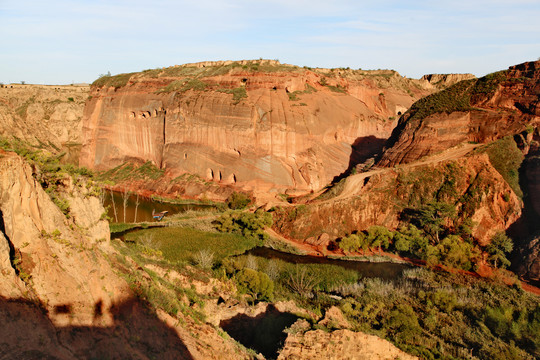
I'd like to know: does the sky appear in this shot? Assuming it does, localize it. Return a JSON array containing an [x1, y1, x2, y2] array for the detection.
[[1, 0, 539, 85]]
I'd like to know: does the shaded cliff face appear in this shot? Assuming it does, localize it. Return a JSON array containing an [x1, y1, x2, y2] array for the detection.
[[378, 60, 540, 167], [80, 60, 433, 192], [0, 84, 88, 162]]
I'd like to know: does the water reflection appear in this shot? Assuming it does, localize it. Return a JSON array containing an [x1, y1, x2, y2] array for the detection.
[[103, 191, 213, 223], [245, 247, 411, 280]]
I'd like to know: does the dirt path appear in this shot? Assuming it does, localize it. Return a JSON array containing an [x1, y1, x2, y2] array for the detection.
[[330, 143, 479, 202]]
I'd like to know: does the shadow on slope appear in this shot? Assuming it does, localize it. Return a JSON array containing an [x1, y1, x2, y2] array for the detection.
[[0, 295, 193, 360], [220, 304, 299, 359]]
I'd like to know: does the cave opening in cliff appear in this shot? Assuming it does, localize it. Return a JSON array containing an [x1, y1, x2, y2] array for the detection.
[[219, 305, 299, 359]]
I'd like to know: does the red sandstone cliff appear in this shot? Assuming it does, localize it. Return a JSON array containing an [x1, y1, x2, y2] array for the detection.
[[378, 61, 540, 167], [80, 60, 434, 193]]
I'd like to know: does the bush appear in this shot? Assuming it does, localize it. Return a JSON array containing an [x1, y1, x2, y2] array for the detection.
[[226, 192, 251, 210], [194, 249, 214, 269], [235, 268, 274, 301], [214, 210, 273, 241], [385, 304, 421, 342]]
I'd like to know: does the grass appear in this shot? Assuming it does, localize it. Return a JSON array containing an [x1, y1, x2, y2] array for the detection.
[[477, 136, 524, 197], [124, 226, 260, 263], [97, 161, 164, 183], [405, 78, 476, 123], [157, 78, 210, 94], [404, 69, 510, 124], [216, 87, 247, 103], [92, 72, 137, 89]]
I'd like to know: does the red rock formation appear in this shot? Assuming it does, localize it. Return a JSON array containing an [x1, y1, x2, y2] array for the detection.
[[378, 60, 540, 167], [273, 153, 521, 243], [80, 60, 433, 193], [420, 73, 476, 88]]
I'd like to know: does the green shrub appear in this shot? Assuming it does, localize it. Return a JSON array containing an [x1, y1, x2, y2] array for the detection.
[[214, 210, 273, 241], [235, 268, 274, 301], [486, 232, 513, 269], [385, 304, 421, 342], [483, 136, 524, 197], [226, 192, 251, 210]]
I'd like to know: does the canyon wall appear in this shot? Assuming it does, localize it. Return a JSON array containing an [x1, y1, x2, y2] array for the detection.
[[0, 84, 88, 162], [378, 61, 540, 167], [80, 61, 434, 193], [273, 153, 522, 244]]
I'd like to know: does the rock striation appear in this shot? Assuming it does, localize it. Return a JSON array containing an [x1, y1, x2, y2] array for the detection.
[[80, 60, 434, 193], [0, 84, 88, 162], [274, 152, 522, 244], [379, 60, 540, 167], [0, 151, 251, 359], [420, 73, 476, 89], [0, 150, 125, 326]]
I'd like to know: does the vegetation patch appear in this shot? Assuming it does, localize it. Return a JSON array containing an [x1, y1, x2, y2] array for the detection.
[[124, 226, 259, 263], [97, 161, 164, 183], [478, 136, 524, 197], [92, 72, 136, 89], [405, 78, 476, 123], [216, 87, 247, 103]]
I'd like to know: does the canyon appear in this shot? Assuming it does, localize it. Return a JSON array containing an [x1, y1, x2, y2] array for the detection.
[[0, 59, 539, 359]]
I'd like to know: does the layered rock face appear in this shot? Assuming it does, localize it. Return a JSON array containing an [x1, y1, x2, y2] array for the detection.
[[379, 60, 540, 167], [274, 153, 522, 243], [0, 151, 124, 326], [420, 73, 476, 88], [0, 151, 254, 359], [80, 60, 434, 192], [0, 84, 88, 161]]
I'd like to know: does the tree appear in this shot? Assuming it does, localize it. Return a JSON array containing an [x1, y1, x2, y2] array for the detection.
[[121, 188, 130, 223], [367, 226, 393, 254], [486, 232, 513, 269], [417, 201, 455, 243], [235, 268, 274, 301], [134, 193, 140, 223], [339, 234, 361, 254], [109, 188, 118, 222]]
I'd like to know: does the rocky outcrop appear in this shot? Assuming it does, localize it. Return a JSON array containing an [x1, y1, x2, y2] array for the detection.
[[420, 73, 476, 88], [518, 234, 540, 286], [278, 327, 417, 360], [80, 60, 434, 193], [0, 151, 254, 359], [0, 150, 127, 325], [273, 153, 522, 244], [0, 84, 88, 162], [379, 60, 540, 167]]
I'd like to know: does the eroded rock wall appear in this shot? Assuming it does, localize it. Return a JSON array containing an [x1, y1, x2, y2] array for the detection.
[[80, 62, 433, 192], [0, 84, 88, 161], [274, 153, 521, 244], [379, 61, 540, 167]]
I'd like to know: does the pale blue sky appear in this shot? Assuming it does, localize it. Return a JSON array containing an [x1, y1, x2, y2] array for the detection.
[[1, 0, 539, 84]]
